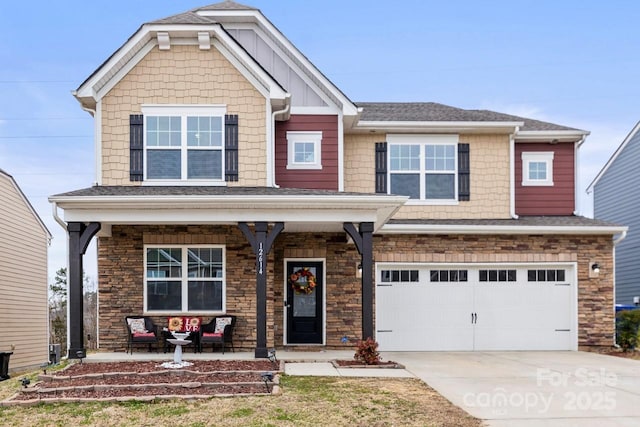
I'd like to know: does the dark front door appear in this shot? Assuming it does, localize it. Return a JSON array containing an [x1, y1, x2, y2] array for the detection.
[[286, 261, 323, 344]]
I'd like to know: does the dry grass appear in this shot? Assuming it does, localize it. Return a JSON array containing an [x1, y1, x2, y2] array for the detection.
[[0, 366, 480, 427]]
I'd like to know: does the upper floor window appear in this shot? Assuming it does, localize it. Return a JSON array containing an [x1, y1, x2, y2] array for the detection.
[[142, 105, 226, 181], [145, 245, 225, 313], [522, 152, 554, 186], [287, 131, 322, 169], [388, 135, 458, 201]]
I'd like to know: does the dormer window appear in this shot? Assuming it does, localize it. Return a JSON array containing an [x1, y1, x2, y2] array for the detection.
[[522, 152, 554, 186], [142, 105, 226, 182]]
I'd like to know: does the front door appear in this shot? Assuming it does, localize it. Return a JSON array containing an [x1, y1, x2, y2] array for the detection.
[[286, 261, 323, 344]]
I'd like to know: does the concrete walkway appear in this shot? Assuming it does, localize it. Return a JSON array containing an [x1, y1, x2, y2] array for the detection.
[[85, 349, 413, 378], [384, 351, 640, 427]]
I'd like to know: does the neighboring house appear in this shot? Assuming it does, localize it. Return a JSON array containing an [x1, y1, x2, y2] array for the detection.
[[50, 1, 626, 358], [588, 121, 640, 306], [0, 169, 51, 370]]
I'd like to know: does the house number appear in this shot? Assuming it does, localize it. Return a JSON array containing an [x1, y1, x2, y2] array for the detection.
[[258, 242, 264, 275]]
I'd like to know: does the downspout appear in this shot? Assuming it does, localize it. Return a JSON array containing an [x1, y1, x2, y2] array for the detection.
[[51, 202, 67, 231], [573, 134, 587, 216], [271, 97, 290, 188], [612, 229, 628, 348], [510, 127, 519, 219]]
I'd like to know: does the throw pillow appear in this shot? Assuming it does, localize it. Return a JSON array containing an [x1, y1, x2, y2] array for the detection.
[[214, 317, 232, 334], [127, 318, 147, 334], [168, 317, 184, 331]]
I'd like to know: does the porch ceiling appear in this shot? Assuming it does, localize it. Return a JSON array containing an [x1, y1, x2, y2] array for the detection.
[[49, 186, 408, 233]]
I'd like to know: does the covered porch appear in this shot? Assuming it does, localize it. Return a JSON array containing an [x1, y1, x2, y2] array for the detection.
[[49, 186, 406, 359]]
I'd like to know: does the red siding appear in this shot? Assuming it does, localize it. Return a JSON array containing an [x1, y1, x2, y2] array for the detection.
[[275, 115, 339, 190], [515, 143, 575, 215]]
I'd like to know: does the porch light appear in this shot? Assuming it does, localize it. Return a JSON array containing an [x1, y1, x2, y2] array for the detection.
[[356, 263, 363, 278], [591, 263, 600, 274]]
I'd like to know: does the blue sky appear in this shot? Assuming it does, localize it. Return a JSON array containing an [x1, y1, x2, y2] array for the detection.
[[1, 0, 639, 281]]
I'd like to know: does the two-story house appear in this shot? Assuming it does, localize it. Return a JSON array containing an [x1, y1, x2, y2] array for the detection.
[[50, 1, 625, 358]]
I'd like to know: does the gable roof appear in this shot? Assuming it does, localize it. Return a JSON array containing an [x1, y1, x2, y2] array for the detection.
[[0, 169, 52, 239], [356, 102, 585, 133], [196, 1, 256, 11], [587, 120, 640, 193]]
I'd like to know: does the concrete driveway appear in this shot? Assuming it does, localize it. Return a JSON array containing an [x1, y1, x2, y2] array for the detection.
[[383, 351, 640, 427]]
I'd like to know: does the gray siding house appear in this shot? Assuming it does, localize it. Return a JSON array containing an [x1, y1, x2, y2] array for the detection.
[[589, 121, 640, 305]]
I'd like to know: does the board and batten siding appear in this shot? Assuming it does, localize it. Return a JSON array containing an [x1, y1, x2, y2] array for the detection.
[[515, 143, 575, 216], [0, 171, 50, 371], [275, 115, 339, 190], [593, 128, 640, 305]]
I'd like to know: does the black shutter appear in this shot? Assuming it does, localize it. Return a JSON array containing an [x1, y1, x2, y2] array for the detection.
[[375, 142, 387, 193], [458, 143, 470, 201], [130, 114, 144, 181], [225, 114, 239, 182]]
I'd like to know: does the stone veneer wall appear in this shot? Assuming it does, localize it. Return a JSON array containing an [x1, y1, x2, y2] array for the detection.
[[97, 225, 275, 352], [97, 226, 614, 351], [373, 233, 615, 348]]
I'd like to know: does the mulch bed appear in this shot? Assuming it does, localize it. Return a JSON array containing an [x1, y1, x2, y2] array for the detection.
[[2, 360, 282, 405], [332, 360, 404, 369]]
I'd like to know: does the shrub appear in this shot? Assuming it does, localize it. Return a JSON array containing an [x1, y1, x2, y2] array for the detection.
[[616, 309, 640, 351], [354, 337, 381, 365]]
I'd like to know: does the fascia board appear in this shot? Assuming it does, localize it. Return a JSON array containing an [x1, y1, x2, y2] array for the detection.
[[587, 120, 640, 193], [200, 10, 358, 116], [380, 223, 628, 235], [355, 121, 523, 133], [77, 23, 288, 104], [515, 130, 590, 142]]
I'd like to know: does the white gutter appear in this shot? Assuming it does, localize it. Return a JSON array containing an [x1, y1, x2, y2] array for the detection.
[[270, 97, 291, 188], [573, 134, 587, 216], [380, 223, 629, 236], [614, 230, 628, 246], [510, 127, 519, 219], [51, 202, 67, 231]]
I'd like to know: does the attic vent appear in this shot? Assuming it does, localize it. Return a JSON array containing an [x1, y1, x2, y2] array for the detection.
[[157, 32, 170, 50]]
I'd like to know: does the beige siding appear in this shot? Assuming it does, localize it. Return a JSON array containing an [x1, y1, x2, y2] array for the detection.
[[344, 133, 511, 219], [0, 174, 49, 371], [101, 44, 267, 186]]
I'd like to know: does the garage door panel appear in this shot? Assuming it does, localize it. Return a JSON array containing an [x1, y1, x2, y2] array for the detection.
[[376, 283, 474, 351], [376, 264, 576, 351]]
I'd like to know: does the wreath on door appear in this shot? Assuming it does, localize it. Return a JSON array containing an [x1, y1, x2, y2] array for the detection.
[[289, 267, 317, 295]]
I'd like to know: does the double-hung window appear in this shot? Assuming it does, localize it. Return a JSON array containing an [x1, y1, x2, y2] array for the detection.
[[388, 135, 458, 201], [143, 105, 225, 182], [145, 246, 225, 313], [521, 152, 554, 186]]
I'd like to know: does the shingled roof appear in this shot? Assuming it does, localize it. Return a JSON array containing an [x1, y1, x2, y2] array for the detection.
[[356, 102, 584, 132], [149, 2, 255, 25]]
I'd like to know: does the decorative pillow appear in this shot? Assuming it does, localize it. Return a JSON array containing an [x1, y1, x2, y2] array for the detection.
[[214, 317, 232, 334], [184, 317, 201, 332], [168, 317, 184, 332], [127, 318, 147, 334]]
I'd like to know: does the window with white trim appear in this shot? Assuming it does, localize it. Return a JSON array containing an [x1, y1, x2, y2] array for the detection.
[[286, 131, 322, 169], [143, 105, 226, 181], [388, 135, 458, 201], [522, 152, 554, 186], [144, 246, 225, 313]]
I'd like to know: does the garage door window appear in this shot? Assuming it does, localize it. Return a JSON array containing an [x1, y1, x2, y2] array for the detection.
[[381, 269, 419, 283], [527, 269, 565, 282], [479, 269, 516, 282], [430, 270, 468, 282]]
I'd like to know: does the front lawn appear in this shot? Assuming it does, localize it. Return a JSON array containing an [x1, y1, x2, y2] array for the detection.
[[0, 366, 480, 426]]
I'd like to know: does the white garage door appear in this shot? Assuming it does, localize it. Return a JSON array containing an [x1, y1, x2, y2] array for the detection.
[[375, 264, 576, 351]]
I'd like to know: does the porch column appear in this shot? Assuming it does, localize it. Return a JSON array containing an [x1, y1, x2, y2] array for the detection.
[[343, 222, 374, 340], [238, 222, 284, 358], [67, 222, 101, 359]]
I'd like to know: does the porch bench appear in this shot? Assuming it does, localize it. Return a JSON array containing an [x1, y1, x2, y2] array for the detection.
[[125, 316, 160, 354]]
